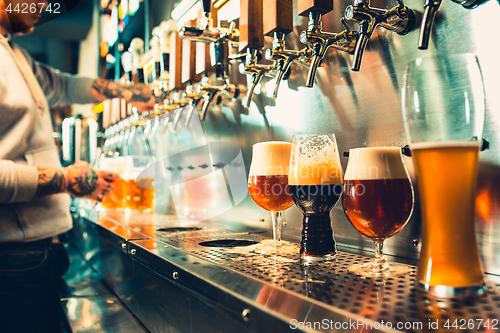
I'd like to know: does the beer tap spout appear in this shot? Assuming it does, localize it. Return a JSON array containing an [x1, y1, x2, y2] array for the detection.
[[239, 48, 276, 109], [265, 32, 313, 99], [345, 0, 415, 71], [300, 14, 358, 87]]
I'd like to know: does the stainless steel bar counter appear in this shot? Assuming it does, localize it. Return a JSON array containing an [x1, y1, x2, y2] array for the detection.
[[68, 202, 500, 333]]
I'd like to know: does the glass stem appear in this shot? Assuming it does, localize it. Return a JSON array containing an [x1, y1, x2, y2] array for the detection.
[[270, 211, 283, 248], [372, 241, 387, 272]]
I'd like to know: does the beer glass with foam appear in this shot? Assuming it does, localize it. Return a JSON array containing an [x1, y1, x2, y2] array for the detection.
[[98, 156, 127, 210], [343, 147, 414, 277], [248, 142, 295, 253], [402, 53, 486, 298], [288, 134, 343, 262], [124, 156, 155, 213]]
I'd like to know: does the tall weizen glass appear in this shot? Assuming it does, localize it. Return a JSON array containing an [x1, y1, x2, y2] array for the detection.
[[288, 134, 343, 262], [248, 142, 295, 254], [402, 53, 486, 298]]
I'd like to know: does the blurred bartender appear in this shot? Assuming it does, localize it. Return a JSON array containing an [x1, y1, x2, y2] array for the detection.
[[0, 0, 155, 332]]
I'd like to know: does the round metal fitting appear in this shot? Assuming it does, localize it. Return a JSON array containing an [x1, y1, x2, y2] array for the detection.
[[299, 31, 308, 43], [412, 239, 419, 247], [173, 271, 179, 280], [130, 249, 136, 255], [122, 243, 127, 249], [241, 308, 251, 321], [345, 6, 354, 19]]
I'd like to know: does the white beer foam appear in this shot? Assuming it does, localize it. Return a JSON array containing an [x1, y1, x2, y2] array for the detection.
[[344, 147, 409, 180], [289, 135, 343, 185], [410, 141, 481, 151], [249, 141, 292, 176]]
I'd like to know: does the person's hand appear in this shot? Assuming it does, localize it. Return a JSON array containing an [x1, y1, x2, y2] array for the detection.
[[123, 84, 155, 111], [62, 164, 120, 202]]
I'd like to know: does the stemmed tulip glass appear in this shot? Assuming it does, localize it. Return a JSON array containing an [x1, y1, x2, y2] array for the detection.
[[343, 147, 414, 277], [248, 142, 296, 254]]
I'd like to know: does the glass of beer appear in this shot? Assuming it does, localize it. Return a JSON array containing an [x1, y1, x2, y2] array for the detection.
[[124, 156, 155, 213], [288, 134, 343, 262], [343, 147, 414, 277], [402, 53, 486, 298], [248, 142, 295, 253], [99, 156, 127, 210]]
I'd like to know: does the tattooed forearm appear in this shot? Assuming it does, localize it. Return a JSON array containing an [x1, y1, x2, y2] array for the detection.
[[65, 167, 99, 197], [91, 79, 153, 103], [36, 168, 67, 198], [91, 79, 125, 99]]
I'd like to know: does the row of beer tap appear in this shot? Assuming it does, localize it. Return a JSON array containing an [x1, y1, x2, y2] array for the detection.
[[102, 0, 486, 140]]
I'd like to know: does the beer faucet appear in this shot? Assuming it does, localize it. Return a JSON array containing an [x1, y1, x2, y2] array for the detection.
[[236, 0, 276, 109], [197, 76, 245, 121], [263, 0, 313, 99], [344, 0, 415, 71], [300, 15, 358, 87], [239, 49, 276, 109], [179, 0, 239, 81], [418, 0, 485, 49]]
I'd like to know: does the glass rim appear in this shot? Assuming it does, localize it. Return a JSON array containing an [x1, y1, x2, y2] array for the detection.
[[253, 141, 292, 147]]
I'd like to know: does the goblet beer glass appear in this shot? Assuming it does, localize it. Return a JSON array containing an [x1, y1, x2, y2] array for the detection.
[[402, 53, 486, 298], [288, 134, 343, 261], [343, 147, 414, 277], [248, 142, 295, 252]]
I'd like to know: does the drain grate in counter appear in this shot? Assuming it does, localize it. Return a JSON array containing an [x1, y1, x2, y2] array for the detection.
[[184, 245, 500, 332], [153, 230, 500, 331]]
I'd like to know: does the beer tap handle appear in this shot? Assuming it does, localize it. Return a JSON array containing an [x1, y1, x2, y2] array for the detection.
[[169, 32, 186, 90], [201, 0, 213, 28], [182, 19, 202, 84], [418, 0, 441, 49], [239, 0, 264, 52]]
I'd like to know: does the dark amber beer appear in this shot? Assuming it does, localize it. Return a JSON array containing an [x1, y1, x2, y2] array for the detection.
[[289, 134, 343, 261], [342, 147, 413, 277], [248, 175, 293, 212], [412, 142, 485, 291], [343, 179, 413, 241], [289, 184, 342, 257]]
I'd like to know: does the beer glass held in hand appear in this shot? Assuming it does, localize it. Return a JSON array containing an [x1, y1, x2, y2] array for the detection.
[[402, 53, 486, 298], [288, 134, 343, 262], [248, 142, 295, 253], [343, 147, 414, 277]]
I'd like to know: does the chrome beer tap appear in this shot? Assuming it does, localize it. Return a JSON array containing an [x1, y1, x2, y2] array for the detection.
[[344, 0, 415, 71], [266, 33, 313, 98], [262, 0, 312, 99], [178, 0, 239, 81], [300, 15, 358, 87], [418, 0, 485, 49], [239, 48, 276, 109]]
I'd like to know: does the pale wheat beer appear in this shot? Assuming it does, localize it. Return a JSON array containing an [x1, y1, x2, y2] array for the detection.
[[412, 141, 485, 292]]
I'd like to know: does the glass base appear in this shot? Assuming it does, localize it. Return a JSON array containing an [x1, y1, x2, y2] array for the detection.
[[349, 261, 411, 278], [301, 252, 336, 263], [418, 281, 487, 299], [254, 240, 299, 255]]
